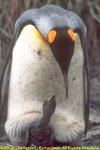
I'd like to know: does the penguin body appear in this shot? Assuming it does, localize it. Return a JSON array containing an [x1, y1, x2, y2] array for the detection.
[[0, 5, 90, 145]]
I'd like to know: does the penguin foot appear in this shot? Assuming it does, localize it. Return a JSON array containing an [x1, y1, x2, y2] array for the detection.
[[26, 124, 54, 146]]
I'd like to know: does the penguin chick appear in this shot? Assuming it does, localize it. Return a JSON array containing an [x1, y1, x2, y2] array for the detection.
[[26, 95, 56, 146]]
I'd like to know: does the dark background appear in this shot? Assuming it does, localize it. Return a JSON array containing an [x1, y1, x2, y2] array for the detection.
[[0, 0, 100, 147]]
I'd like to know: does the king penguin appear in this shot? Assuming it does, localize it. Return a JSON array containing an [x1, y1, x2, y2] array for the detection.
[[0, 5, 90, 146]]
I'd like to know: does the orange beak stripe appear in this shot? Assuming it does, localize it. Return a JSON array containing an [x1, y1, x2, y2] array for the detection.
[[34, 27, 46, 42], [47, 30, 57, 43], [68, 29, 75, 41]]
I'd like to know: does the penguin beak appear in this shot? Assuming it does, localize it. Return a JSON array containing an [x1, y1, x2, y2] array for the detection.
[[47, 29, 75, 97]]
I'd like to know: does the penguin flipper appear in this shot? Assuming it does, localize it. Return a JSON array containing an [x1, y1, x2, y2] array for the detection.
[[83, 64, 90, 135], [0, 59, 11, 122], [0, 32, 16, 122]]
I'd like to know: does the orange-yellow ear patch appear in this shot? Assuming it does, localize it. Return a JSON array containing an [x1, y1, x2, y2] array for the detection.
[[68, 29, 75, 41], [47, 30, 57, 43], [34, 27, 46, 42]]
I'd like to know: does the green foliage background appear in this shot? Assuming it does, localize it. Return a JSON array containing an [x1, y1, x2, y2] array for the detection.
[[0, 0, 100, 77]]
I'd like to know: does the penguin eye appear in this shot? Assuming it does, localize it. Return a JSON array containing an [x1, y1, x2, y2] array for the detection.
[[67, 29, 75, 41], [47, 30, 57, 43]]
